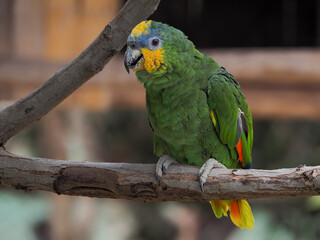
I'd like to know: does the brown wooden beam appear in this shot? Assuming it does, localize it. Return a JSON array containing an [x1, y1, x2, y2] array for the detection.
[[1, 49, 319, 120]]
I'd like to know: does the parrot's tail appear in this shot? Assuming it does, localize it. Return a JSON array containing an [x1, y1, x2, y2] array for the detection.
[[209, 199, 254, 229]]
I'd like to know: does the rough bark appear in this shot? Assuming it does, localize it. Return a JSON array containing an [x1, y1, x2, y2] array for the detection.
[[1, 150, 319, 201], [0, 0, 160, 146]]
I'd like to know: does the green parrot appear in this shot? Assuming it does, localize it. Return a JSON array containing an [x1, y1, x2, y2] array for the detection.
[[124, 20, 254, 229]]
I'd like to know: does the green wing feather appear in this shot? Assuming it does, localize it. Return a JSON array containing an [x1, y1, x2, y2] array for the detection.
[[208, 67, 253, 166]]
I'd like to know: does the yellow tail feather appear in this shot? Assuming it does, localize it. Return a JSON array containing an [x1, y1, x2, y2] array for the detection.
[[209, 199, 254, 229], [210, 200, 228, 218]]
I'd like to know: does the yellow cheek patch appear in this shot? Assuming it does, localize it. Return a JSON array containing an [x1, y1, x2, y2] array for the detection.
[[131, 20, 152, 38], [141, 48, 165, 73]]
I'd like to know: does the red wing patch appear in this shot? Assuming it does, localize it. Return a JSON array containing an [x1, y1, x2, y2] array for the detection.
[[236, 139, 244, 167]]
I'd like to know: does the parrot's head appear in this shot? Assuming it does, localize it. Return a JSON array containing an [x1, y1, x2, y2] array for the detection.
[[124, 20, 194, 80]]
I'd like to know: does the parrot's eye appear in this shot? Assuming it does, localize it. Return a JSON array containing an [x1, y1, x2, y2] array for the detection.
[[148, 37, 162, 50], [152, 39, 159, 46]]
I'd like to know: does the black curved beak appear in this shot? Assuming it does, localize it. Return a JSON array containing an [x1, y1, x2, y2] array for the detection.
[[124, 47, 143, 73]]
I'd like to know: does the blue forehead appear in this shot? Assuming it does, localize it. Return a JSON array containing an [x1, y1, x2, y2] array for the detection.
[[127, 28, 164, 48]]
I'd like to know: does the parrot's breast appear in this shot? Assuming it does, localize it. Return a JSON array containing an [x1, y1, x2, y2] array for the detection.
[[145, 80, 214, 165]]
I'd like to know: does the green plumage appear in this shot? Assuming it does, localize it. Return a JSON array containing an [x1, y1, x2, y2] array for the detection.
[[125, 20, 255, 229], [133, 21, 253, 169]]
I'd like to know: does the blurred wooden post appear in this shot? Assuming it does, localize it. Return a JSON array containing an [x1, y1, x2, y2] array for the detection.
[[66, 109, 96, 240], [0, 0, 13, 56], [39, 111, 73, 240], [13, 0, 44, 59], [40, 110, 99, 240], [44, 0, 119, 61]]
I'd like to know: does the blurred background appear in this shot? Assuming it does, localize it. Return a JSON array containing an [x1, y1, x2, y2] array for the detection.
[[1, 0, 320, 239]]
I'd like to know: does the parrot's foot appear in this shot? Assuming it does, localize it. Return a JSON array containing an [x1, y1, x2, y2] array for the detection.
[[198, 158, 226, 193], [156, 155, 178, 184]]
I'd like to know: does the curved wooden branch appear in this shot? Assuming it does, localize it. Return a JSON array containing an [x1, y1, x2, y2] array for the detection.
[[0, 0, 160, 146], [1, 150, 319, 201]]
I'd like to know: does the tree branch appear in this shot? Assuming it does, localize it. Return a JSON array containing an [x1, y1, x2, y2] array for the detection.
[[1, 150, 319, 201], [0, 0, 160, 146]]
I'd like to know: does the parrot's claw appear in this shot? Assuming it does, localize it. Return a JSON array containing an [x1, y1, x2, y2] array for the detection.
[[198, 158, 226, 193], [200, 181, 205, 193], [157, 174, 162, 184], [156, 155, 178, 184]]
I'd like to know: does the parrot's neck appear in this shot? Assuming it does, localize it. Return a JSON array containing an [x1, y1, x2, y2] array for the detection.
[[143, 54, 220, 164]]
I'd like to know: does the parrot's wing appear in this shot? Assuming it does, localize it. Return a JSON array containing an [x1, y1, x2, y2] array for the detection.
[[208, 67, 253, 167]]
